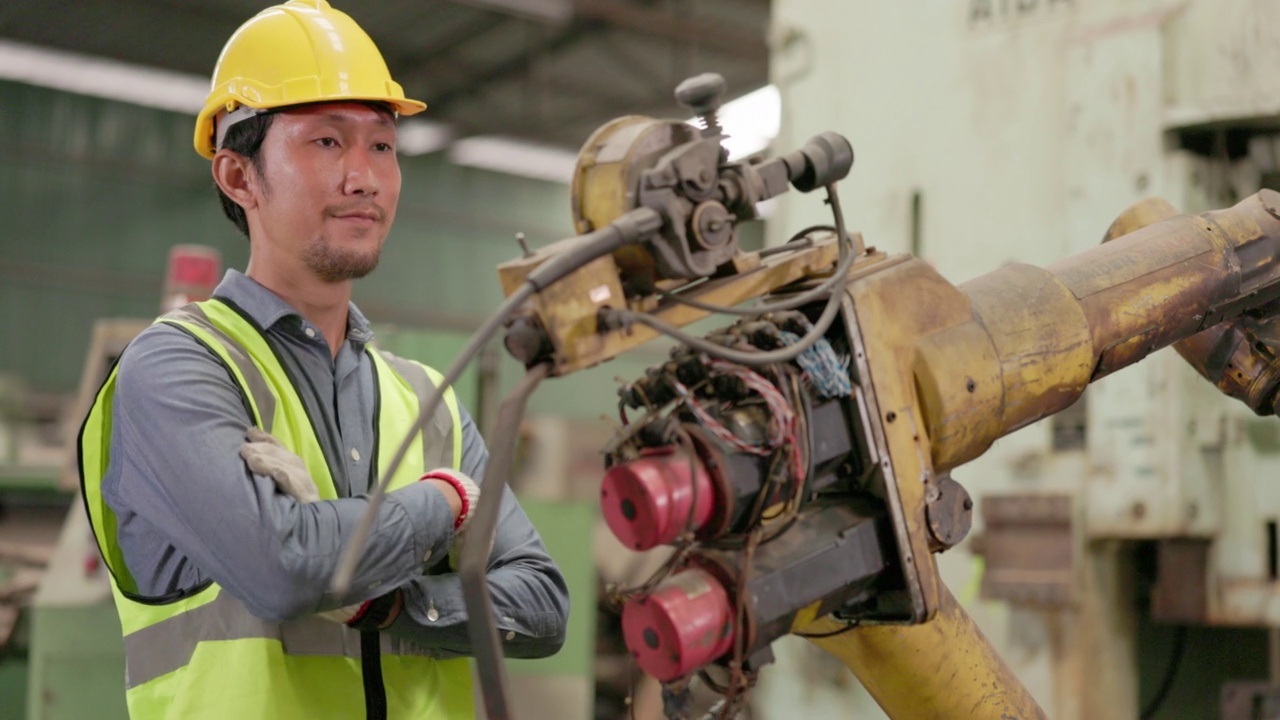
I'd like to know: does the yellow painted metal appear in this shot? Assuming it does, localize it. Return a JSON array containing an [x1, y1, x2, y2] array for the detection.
[[800, 583, 1048, 720], [843, 255, 969, 620], [1101, 196, 1179, 242], [914, 191, 1280, 471], [916, 263, 1096, 471]]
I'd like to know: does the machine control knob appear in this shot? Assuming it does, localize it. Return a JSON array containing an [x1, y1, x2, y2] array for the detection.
[[600, 449, 717, 551], [621, 567, 735, 682], [675, 73, 727, 136]]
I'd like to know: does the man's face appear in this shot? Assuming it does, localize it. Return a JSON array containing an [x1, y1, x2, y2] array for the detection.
[[253, 102, 401, 283]]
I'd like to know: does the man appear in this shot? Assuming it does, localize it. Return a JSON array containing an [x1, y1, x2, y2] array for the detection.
[[78, 2, 569, 718]]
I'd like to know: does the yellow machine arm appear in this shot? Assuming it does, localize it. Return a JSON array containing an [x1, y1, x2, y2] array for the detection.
[[798, 189, 1280, 719], [468, 72, 1280, 719]]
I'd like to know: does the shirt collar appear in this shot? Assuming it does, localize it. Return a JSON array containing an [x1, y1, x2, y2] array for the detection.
[[345, 302, 374, 345], [210, 269, 375, 346]]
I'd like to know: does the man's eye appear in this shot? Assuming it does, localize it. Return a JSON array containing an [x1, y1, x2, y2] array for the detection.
[[316, 137, 339, 148], [374, 142, 394, 153]]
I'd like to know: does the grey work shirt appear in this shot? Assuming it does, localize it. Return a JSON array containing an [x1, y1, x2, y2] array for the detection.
[[103, 269, 568, 657]]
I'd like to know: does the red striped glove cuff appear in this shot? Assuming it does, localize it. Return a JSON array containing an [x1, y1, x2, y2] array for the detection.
[[419, 471, 470, 530]]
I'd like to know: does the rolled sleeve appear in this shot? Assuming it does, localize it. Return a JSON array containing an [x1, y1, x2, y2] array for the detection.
[[384, 482, 456, 569]]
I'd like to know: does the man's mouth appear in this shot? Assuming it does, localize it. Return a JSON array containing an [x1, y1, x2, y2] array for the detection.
[[329, 206, 384, 225]]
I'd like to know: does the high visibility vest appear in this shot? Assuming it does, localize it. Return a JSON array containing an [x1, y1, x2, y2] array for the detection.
[[79, 298, 474, 720]]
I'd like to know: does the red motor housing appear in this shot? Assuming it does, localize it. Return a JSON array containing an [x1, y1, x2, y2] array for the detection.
[[600, 448, 717, 551], [620, 567, 735, 682]]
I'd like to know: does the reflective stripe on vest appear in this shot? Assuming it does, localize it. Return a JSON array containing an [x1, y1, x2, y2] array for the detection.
[[120, 587, 437, 689], [79, 298, 473, 719]]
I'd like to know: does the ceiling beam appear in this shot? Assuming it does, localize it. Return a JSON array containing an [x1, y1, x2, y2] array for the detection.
[[390, 11, 510, 83], [570, 0, 765, 60], [428, 67, 659, 140], [426, 21, 594, 109], [406, 47, 656, 116]]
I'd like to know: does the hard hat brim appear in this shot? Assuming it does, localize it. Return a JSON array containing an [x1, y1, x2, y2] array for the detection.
[[194, 95, 426, 160]]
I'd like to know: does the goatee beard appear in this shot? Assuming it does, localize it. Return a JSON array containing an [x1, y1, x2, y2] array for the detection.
[[302, 243, 381, 282]]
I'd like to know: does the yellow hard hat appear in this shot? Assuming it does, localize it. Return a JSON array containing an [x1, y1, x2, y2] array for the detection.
[[193, 0, 426, 159]]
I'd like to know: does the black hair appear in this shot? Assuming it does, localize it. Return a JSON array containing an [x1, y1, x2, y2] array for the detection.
[[216, 112, 276, 239]]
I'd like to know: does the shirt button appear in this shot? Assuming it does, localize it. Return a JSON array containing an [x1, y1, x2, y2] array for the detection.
[[350, 448, 361, 462], [427, 607, 439, 622], [304, 327, 316, 338]]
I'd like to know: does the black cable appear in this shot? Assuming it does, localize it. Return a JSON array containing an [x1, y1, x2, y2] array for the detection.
[[795, 621, 860, 639], [604, 262, 842, 366], [603, 183, 853, 367], [330, 206, 661, 596], [757, 235, 814, 258], [784, 224, 839, 246], [461, 363, 551, 720], [523, 208, 662, 291], [329, 283, 533, 595], [1139, 624, 1188, 720]]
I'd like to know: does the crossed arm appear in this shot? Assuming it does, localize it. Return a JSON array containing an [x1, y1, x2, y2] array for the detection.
[[105, 325, 568, 657]]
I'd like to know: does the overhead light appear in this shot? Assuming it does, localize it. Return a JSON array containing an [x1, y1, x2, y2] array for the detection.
[[446, 85, 782, 183], [448, 136, 579, 184], [0, 38, 462, 160], [691, 83, 781, 160], [397, 119, 454, 156], [0, 38, 208, 114], [446, 0, 574, 24]]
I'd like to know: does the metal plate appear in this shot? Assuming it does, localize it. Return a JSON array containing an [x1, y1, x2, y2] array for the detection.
[[1221, 681, 1280, 720]]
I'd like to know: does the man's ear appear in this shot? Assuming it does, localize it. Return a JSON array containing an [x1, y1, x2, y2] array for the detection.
[[212, 150, 261, 211]]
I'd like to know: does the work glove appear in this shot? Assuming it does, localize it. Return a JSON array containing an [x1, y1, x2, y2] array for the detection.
[[417, 469, 482, 571], [418, 468, 481, 535], [238, 427, 320, 503]]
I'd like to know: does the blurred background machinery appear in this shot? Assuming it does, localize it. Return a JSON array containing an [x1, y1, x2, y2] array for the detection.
[[761, 1, 1280, 719]]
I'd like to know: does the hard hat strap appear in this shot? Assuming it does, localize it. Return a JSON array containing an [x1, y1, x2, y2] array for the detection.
[[214, 105, 269, 153]]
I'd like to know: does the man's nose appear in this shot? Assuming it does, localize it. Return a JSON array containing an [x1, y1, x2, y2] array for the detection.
[[342, 148, 380, 196]]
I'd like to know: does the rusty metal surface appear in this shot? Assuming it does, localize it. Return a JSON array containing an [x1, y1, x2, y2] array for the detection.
[[1103, 194, 1280, 416], [1056, 191, 1280, 380], [1221, 682, 1280, 720], [912, 191, 1280, 472], [801, 582, 1048, 720], [977, 494, 1074, 606], [1175, 315, 1280, 415], [1150, 538, 1209, 623]]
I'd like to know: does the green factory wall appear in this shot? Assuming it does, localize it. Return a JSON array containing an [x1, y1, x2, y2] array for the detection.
[[0, 79, 570, 395], [0, 79, 763, 418]]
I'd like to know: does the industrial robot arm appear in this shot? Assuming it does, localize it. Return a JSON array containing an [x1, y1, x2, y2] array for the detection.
[[336, 71, 1280, 720]]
